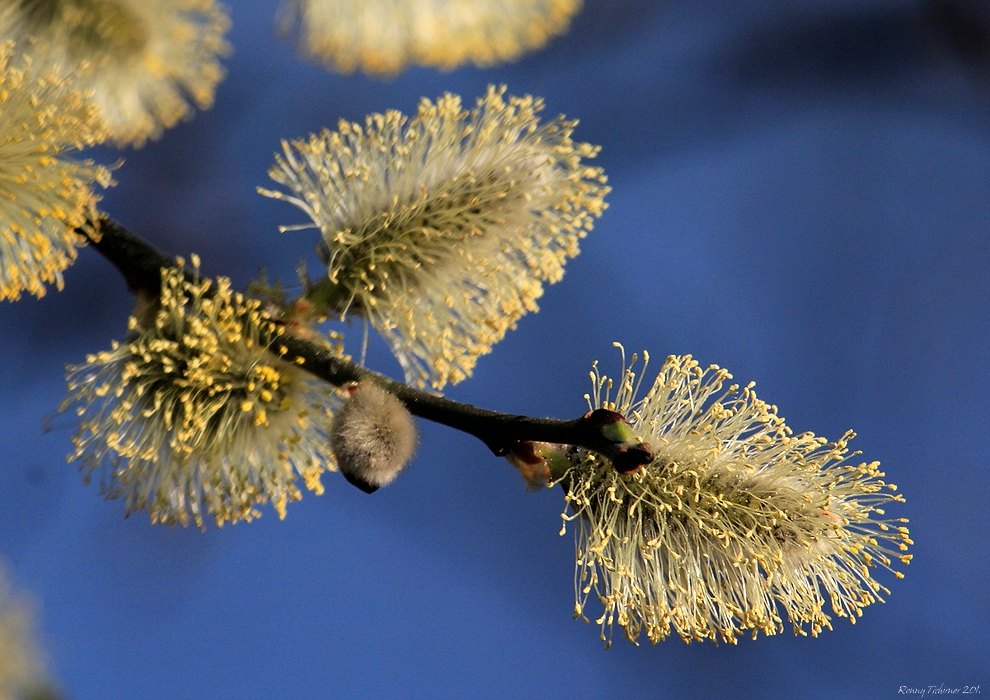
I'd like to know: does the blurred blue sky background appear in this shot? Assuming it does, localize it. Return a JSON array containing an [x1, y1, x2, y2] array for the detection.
[[1, 0, 988, 697]]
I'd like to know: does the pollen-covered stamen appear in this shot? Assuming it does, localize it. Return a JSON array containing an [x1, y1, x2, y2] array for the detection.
[[61, 262, 344, 528], [0, 44, 112, 302], [261, 85, 609, 389], [562, 347, 910, 646]]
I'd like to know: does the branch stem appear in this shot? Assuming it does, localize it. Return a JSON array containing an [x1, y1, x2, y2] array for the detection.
[[81, 215, 654, 474]]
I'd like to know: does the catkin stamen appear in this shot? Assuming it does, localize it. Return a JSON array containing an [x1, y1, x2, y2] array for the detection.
[[261, 85, 609, 389], [61, 264, 344, 529], [562, 348, 910, 646]]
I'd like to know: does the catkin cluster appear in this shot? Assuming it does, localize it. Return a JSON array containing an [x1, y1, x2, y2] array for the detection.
[[2, 0, 230, 146], [262, 85, 609, 389], [0, 0, 913, 655], [560, 349, 911, 646], [63, 262, 343, 528], [281, 0, 583, 75], [0, 42, 112, 302]]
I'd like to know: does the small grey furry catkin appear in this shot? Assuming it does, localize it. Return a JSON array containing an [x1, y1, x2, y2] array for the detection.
[[331, 382, 418, 493]]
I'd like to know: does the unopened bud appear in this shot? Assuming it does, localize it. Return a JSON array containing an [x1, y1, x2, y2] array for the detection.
[[585, 409, 653, 474], [331, 382, 418, 493], [506, 442, 573, 490]]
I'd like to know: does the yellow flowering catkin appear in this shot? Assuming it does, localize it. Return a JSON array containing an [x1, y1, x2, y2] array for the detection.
[[0, 565, 46, 699], [561, 347, 911, 646], [0, 41, 112, 302], [261, 85, 609, 389], [62, 262, 343, 529], [280, 0, 583, 75], [4, 0, 230, 146]]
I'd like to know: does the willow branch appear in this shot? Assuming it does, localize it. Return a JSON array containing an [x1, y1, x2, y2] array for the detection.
[[80, 214, 654, 473]]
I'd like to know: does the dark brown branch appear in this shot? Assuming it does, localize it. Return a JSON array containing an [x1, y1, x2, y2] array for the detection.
[[81, 214, 655, 476], [271, 332, 652, 472], [81, 217, 179, 295]]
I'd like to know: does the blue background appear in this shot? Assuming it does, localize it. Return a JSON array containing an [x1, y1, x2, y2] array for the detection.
[[1, 0, 988, 697]]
